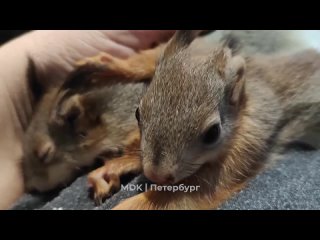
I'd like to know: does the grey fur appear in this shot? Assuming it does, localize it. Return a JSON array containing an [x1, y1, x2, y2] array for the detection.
[[16, 30, 320, 209]]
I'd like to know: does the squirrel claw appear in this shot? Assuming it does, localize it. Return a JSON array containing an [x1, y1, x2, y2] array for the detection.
[[88, 171, 120, 206]]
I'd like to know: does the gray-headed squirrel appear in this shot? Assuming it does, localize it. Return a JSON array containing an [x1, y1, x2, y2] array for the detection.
[[22, 30, 320, 209]]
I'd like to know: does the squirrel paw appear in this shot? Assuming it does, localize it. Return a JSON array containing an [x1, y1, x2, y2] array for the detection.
[[88, 169, 120, 206], [88, 142, 142, 206], [76, 52, 115, 66], [76, 53, 125, 75]]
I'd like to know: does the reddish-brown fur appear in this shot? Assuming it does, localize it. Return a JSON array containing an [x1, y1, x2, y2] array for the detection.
[[24, 31, 320, 210]]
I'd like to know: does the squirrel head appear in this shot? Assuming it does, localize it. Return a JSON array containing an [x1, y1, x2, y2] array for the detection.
[[137, 30, 247, 184], [22, 68, 126, 193]]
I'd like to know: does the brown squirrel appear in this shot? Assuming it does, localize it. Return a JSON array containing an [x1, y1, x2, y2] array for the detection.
[[22, 31, 320, 209], [86, 30, 320, 210], [21, 50, 160, 194]]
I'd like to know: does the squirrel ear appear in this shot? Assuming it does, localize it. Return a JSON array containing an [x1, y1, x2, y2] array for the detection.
[[36, 140, 55, 164], [225, 56, 246, 106], [164, 30, 205, 55], [27, 57, 47, 103], [222, 34, 242, 56], [174, 30, 203, 46], [53, 94, 85, 126]]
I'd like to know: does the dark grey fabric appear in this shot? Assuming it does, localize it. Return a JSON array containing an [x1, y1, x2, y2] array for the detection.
[[220, 150, 320, 210], [11, 149, 320, 210]]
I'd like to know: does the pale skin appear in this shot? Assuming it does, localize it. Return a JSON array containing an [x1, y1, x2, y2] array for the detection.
[[0, 30, 175, 209]]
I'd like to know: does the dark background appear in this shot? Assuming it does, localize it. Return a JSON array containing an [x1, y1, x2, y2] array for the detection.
[[0, 30, 30, 44]]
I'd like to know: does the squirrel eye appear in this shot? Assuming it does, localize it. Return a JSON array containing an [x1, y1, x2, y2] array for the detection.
[[135, 107, 140, 123], [202, 124, 221, 145]]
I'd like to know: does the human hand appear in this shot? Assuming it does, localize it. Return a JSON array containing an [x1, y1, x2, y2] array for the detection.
[[29, 30, 175, 83]]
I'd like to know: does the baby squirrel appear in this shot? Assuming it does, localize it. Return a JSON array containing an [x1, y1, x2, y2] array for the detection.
[[21, 51, 160, 194], [23, 31, 320, 209], [90, 30, 320, 210]]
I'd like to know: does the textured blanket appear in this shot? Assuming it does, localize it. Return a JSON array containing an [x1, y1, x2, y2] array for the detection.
[[11, 149, 320, 210]]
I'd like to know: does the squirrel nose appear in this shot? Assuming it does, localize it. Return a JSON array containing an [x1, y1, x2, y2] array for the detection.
[[144, 167, 175, 185]]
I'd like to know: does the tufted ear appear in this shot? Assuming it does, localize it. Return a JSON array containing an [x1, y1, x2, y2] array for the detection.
[[164, 30, 206, 55], [222, 34, 242, 56], [225, 55, 246, 106], [174, 30, 203, 46]]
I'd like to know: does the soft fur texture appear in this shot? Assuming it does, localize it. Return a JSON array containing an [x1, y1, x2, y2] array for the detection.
[[15, 30, 320, 210]]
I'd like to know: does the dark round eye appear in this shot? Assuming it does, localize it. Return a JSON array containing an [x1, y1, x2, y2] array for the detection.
[[135, 107, 140, 123], [202, 124, 221, 145]]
